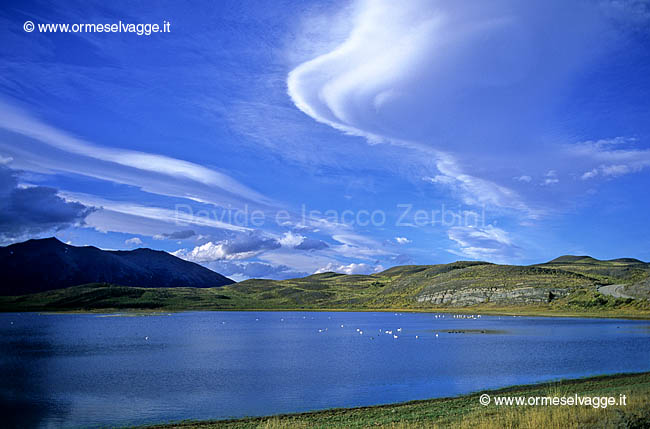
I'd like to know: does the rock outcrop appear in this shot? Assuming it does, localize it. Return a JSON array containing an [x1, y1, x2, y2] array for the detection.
[[416, 286, 572, 306]]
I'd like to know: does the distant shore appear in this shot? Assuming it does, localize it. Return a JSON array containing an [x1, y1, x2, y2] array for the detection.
[[9, 305, 650, 320], [3, 305, 650, 320], [140, 372, 650, 429]]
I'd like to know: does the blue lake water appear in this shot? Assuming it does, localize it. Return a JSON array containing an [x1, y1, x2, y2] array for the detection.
[[1, 311, 649, 428]]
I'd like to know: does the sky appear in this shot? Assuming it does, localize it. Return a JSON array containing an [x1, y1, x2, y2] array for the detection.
[[1, 0, 650, 280]]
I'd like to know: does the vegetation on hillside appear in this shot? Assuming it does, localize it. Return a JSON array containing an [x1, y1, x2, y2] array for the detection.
[[1, 256, 649, 316]]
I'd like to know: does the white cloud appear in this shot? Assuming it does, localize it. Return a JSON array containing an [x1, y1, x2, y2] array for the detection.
[[125, 237, 142, 246], [601, 164, 631, 177], [173, 242, 232, 262], [278, 231, 305, 247], [581, 169, 599, 180], [315, 262, 384, 275], [173, 233, 280, 263], [514, 175, 532, 182], [541, 170, 559, 185], [394, 236, 411, 244]]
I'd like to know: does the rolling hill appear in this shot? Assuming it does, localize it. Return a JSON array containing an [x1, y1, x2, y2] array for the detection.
[[0, 250, 648, 314]]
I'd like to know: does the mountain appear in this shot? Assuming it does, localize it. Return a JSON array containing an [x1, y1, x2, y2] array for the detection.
[[0, 237, 234, 295]]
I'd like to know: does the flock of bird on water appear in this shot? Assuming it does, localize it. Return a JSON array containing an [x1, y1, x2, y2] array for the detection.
[[260, 313, 484, 341], [139, 313, 524, 341]]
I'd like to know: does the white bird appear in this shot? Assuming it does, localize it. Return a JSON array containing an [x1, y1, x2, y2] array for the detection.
[[145, 336, 149, 340], [397, 328, 402, 332], [415, 335, 419, 339], [435, 333, 439, 338], [359, 331, 363, 335], [341, 325, 344, 328], [393, 335, 398, 339]]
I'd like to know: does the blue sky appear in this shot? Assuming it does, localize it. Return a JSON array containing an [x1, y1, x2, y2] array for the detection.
[[1, 0, 650, 280]]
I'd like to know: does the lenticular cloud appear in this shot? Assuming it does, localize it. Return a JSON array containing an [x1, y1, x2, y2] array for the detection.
[[287, 0, 632, 214], [288, 0, 616, 154]]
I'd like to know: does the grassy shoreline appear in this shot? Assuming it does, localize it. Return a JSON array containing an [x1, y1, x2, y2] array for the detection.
[[139, 372, 650, 429], [10, 305, 650, 320]]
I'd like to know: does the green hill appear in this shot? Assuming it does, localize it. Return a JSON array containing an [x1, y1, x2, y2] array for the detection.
[[539, 255, 648, 285]]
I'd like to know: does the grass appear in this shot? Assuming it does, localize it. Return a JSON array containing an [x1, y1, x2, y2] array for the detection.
[[138, 372, 650, 429], [2, 283, 649, 318]]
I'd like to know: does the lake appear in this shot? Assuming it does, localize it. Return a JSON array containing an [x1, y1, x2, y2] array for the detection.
[[1, 311, 649, 428]]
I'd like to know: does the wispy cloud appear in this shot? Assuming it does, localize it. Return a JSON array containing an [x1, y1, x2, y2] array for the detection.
[[572, 138, 650, 180], [0, 101, 269, 205], [447, 225, 520, 261], [58, 192, 252, 234]]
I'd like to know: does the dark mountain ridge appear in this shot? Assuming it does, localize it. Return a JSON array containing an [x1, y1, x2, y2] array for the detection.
[[0, 237, 233, 295]]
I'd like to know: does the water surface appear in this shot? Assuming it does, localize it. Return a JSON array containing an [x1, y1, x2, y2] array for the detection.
[[1, 311, 649, 428]]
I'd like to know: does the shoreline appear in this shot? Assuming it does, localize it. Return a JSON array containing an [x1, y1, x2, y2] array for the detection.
[[139, 371, 650, 428], [3, 306, 649, 320]]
